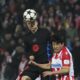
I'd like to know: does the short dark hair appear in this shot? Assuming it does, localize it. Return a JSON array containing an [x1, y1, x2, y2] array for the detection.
[[51, 33, 66, 44]]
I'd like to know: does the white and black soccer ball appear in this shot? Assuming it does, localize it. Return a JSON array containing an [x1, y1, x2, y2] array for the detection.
[[23, 9, 37, 21]]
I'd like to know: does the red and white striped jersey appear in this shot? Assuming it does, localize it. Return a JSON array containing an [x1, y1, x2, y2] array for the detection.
[[51, 47, 74, 80]]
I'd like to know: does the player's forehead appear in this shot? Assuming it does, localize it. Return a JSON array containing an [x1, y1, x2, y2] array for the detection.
[[52, 42, 61, 45]]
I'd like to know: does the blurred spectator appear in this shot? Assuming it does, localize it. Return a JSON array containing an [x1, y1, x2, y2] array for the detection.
[[18, 54, 28, 74], [1, 32, 16, 53], [4, 46, 25, 80], [72, 36, 80, 78]]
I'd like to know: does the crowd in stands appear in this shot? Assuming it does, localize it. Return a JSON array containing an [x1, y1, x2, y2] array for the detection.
[[0, 0, 80, 80]]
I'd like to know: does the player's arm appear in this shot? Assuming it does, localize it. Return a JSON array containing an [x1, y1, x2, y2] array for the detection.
[[51, 66, 69, 75], [31, 60, 51, 69], [59, 66, 70, 73], [43, 66, 70, 77]]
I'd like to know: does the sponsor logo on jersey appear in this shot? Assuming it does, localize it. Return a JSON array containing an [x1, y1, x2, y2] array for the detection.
[[51, 63, 62, 68]]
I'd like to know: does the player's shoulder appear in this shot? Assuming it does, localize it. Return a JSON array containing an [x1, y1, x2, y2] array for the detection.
[[61, 47, 70, 56], [61, 47, 72, 60]]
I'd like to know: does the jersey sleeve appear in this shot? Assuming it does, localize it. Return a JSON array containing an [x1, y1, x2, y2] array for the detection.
[[62, 51, 70, 66]]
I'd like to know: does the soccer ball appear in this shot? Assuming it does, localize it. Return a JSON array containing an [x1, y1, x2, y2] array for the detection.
[[23, 9, 37, 21]]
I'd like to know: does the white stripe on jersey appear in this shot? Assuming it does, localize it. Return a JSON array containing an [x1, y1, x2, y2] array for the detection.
[[66, 47, 74, 77]]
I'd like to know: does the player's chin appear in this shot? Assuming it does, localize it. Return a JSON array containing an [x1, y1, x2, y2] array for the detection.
[[30, 28, 36, 31], [54, 50, 60, 53]]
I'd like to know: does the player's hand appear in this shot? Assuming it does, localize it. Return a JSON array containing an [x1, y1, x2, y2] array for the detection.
[[29, 55, 35, 61], [28, 55, 35, 64], [29, 60, 38, 65], [43, 71, 53, 77]]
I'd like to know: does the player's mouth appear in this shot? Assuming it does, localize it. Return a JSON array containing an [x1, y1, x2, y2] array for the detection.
[[54, 49, 60, 53]]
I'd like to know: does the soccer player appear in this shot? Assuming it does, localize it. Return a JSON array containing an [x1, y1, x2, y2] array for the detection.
[[16, 9, 51, 80], [30, 33, 74, 80]]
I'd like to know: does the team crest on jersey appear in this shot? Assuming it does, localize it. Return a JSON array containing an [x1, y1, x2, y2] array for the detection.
[[65, 51, 68, 55], [32, 44, 40, 53]]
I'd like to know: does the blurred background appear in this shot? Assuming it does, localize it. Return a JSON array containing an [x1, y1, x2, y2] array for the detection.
[[0, 0, 80, 80]]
